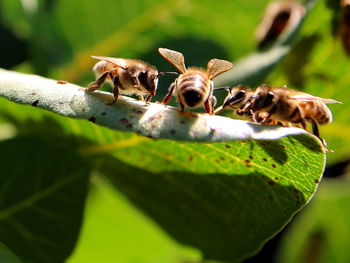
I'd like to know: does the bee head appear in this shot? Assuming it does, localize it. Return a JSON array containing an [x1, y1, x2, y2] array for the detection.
[[138, 69, 159, 96], [222, 85, 249, 109]]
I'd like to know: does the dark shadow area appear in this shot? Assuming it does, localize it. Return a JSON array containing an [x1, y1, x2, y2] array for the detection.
[[0, 22, 28, 68], [255, 139, 288, 164], [292, 134, 323, 153], [324, 158, 350, 178], [99, 155, 307, 262], [0, 135, 91, 263]]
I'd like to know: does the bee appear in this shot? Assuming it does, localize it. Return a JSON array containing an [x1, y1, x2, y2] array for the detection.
[[85, 56, 160, 104], [215, 84, 341, 148], [255, 1, 305, 49], [339, 0, 350, 55], [158, 48, 233, 114]]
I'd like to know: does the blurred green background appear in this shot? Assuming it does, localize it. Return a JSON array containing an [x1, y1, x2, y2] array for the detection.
[[0, 0, 350, 262]]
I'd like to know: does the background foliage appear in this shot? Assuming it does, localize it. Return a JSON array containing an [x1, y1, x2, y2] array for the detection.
[[0, 0, 349, 262]]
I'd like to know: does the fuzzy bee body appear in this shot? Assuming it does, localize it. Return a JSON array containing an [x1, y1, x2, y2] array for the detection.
[[175, 69, 212, 108], [215, 85, 341, 149], [86, 56, 159, 104], [158, 48, 233, 114]]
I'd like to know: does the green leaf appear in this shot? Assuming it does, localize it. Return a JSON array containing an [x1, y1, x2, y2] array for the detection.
[[276, 178, 350, 263], [96, 134, 325, 261], [0, 136, 92, 263], [0, 100, 326, 261], [0, 242, 22, 263]]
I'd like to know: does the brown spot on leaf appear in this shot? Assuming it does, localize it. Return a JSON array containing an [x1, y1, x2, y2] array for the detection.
[[246, 164, 252, 168], [268, 180, 275, 186], [259, 142, 269, 146], [315, 179, 320, 184], [57, 80, 68, 84], [225, 144, 231, 149], [263, 158, 268, 162], [249, 155, 253, 160], [272, 164, 277, 168], [88, 117, 96, 123], [132, 108, 142, 114], [31, 100, 39, 107], [188, 155, 194, 162], [119, 118, 129, 125], [274, 177, 280, 181], [244, 160, 251, 164]]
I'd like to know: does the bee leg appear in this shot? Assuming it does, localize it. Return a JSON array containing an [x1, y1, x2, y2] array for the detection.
[[86, 71, 110, 92], [261, 101, 279, 124], [300, 117, 308, 131], [180, 102, 185, 112], [310, 118, 331, 151], [250, 110, 258, 122], [144, 94, 152, 103], [204, 100, 213, 115], [107, 76, 120, 105], [204, 82, 214, 115], [161, 83, 175, 105]]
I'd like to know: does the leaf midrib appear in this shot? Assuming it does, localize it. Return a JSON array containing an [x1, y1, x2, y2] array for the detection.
[[0, 172, 84, 220]]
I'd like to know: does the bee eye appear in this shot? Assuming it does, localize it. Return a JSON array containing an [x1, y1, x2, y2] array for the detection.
[[234, 91, 246, 100], [138, 72, 148, 87], [224, 90, 246, 106]]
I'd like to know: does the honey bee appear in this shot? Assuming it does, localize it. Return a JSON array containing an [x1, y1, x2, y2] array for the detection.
[[255, 1, 305, 49], [158, 48, 233, 114], [85, 56, 160, 104], [215, 84, 341, 148]]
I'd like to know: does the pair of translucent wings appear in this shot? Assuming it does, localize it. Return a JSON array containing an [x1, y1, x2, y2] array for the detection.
[[287, 94, 342, 104], [158, 48, 233, 80], [91, 56, 127, 70]]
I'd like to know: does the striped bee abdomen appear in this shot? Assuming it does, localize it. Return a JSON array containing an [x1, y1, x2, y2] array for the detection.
[[301, 101, 332, 124], [177, 72, 209, 108]]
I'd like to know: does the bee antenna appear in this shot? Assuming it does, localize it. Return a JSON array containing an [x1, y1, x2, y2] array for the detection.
[[214, 86, 231, 91], [157, 72, 179, 77]]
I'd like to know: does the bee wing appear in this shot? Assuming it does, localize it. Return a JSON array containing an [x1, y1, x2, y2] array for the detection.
[[158, 48, 186, 73], [91, 56, 126, 69], [288, 94, 342, 104], [207, 59, 233, 79]]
